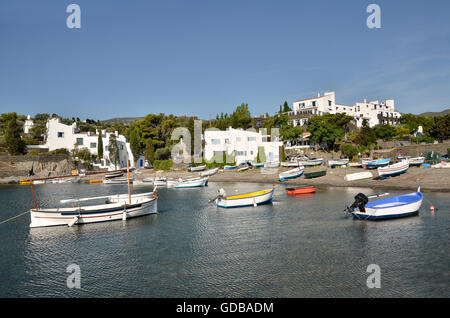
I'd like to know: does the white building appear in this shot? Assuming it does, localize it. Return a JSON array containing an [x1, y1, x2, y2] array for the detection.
[[44, 118, 144, 170], [288, 91, 401, 128], [23, 115, 34, 134], [204, 127, 283, 164]]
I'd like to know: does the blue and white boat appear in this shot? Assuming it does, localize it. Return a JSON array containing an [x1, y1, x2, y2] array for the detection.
[[346, 185, 423, 220], [252, 163, 264, 168], [224, 165, 236, 170], [364, 158, 391, 169], [377, 160, 409, 179], [279, 166, 304, 182]]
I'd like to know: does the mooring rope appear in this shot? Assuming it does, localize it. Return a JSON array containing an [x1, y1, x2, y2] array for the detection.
[[0, 210, 30, 226]]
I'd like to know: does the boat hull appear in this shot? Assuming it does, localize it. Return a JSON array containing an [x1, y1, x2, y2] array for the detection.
[[304, 170, 326, 179], [279, 167, 304, 181], [30, 197, 157, 228], [286, 187, 315, 195], [377, 161, 409, 179], [200, 168, 219, 177], [216, 189, 274, 208], [344, 171, 373, 181], [174, 177, 208, 188]]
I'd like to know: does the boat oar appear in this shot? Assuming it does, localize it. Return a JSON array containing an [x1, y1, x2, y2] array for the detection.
[[60, 195, 113, 204]]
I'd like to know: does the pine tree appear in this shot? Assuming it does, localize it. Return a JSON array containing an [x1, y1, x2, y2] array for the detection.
[[97, 133, 103, 159], [144, 139, 155, 166], [5, 114, 25, 155]]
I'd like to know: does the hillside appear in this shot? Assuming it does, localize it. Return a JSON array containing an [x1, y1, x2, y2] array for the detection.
[[100, 117, 143, 124], [418, 109, 450, 117]]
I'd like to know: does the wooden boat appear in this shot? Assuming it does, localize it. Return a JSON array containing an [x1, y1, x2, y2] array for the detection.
[[328, 158, 349, 167], [279, 167, 304, 182], [303, 169, 327, 179], [188, 165, 206, 172], [104, 171, 124, 179], [224, 165, 236, 170], [89, 179, 103, 184], [264, 162, 280, 168], [214, 188, 274, 208], [200, 167, 219, 177], [408, 157, 425, 166], [103, 177, 134, 184], [140, 177, 167, 186], [297, 158, 323, 167], [377, 160, 409, 179], [19, 179, 32, 185], [252, 163, 264, 168], [29, 153, 158, 228], [286, 186, 316, 195], [174, 177, 208, 188], [344, 171, 373, 181], [281, 161, 300, 167], [49, 177, 80, 184], [365, 158, 391, 169], [431, 162, 450, 168], [346, 186, 423, 220], [348, 162, 363, 168]]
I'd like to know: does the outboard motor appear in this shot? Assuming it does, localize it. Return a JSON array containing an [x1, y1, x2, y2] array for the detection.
[[346, 193, 369, 213]]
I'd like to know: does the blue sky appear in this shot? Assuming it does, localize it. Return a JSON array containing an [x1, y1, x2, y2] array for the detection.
[[1, 0, 449, 120]]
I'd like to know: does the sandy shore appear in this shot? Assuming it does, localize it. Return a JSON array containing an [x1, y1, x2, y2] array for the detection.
[[131, 166, 450, 192]]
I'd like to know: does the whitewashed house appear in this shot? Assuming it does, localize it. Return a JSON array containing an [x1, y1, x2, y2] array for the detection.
[[44, 118, 144, 170], [204, 127, 283, 164], [288, 91, 401, 128]]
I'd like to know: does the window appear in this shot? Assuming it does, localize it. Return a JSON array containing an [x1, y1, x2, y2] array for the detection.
[[90, 142, 97, 149], [328, 100, 332, 106], [225, 139, 230, 144], [211, 139, 220, 145], [57, 132, 64, 138], [236, 137, 241, 142], [235, 151, 247, 156], [120, 144, 124, 150], [312, 101, 316, 107], [248, 137, 256, 141], [76, 138, 83, 145], [250, 151, 254, 155]]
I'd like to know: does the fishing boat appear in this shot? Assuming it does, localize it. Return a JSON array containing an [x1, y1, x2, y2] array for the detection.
[[303, 169, 327, 179], [29, 153, 158, 228], [328, 158, 349, 168], [364, 158, 391, 169], [286, 186, 316, 195], [212, 188, 274, 208], [264, 162, 280, 168], [104, 171, 124, 179], [224, 165, 236, 170], [140, 177, 167, 186], [345, 185, 423, 220], [188, 165, 206, 172], [200, 167, 219, 177], [361, 158, 374, 165], [103, 177, 134, 184], [280, 161, 300, 167], [298, 158, 323, 167], [49, 177, 81, 184], [408, 157, 425, 166], [348, 162, 363, 168], [344, 171, 373, 181], [252, 163, 264, 168], [174, 177, 208, 188], [377, 160, 409, 179], [279, 167, 304, 182], [431, 161, 450, 168], [237, 163, 250, 171]]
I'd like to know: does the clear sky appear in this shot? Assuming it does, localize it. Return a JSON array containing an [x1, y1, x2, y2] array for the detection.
[[1, 0, 449, 120]]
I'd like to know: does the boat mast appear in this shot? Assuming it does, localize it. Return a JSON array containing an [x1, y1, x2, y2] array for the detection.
[[29, 182, 38, 209], [126, 152, 131, 205]]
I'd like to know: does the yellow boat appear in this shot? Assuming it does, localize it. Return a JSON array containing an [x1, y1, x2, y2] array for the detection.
[[90, 180, 103, 184], [215, 188, 274, 208], [20, 179, 32, 185]]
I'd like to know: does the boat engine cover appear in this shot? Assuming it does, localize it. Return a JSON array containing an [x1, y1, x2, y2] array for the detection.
[[347, 193, 369, 212]]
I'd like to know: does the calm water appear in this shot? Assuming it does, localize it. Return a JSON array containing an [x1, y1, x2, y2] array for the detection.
[[0, 182, 448, 297]]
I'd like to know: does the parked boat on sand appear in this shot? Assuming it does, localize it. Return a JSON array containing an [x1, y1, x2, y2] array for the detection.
[[200, 167, 219, 177], [364, 158, 391, 169], [279, 167, 304, 182], [344, 171, 373, 181], [377, 160, 409, 179], [328, 158, 349, 168], [304, 169, 327, 179]]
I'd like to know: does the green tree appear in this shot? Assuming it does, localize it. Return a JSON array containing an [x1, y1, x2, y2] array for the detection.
[[108, 134, 119, 168], [144, 139, 155, 165], [355, 119, 377, 146], [374, 124, 396, 141], [129, 126, 141, 160], [97, 133, 103, 159], [4, 113, 26, 155], [282, 101, 291, 112], [307, 113, 353, 150]]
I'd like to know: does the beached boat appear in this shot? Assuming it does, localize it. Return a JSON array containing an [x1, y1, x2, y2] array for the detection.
[[213, 188, 274, 208], [328, 158, 349, 168], [188, 165, 206, 172], [344, 171, 373, 181], [364, 158, 391, 169], [49, 177, 81, 184], [279, 167, 304, 182], [252, 163, 264, 168], [281, 161, 300, 167], [298, 158, 323, 167], [346, 186, 423, 220], [104, 171, 124, 179], [200, 167, 219, 177], [348, 162, 363, 168], [174, 177, 208, 188], [408, 157, 425, 166], [236, 163, 250, 171], [224, 165, 236, 170], [103, 177, 134, 185], [377, 160, 409, 179], [264, 162, 280, 168], [431, 161, 450, 168], [361, 158, 374, 165], [303, 169, 327, 179], [286, 186, 316, 195]]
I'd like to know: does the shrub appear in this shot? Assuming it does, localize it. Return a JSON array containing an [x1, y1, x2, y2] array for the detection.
[[155, 147, 171, 160], [49, 148, 70, 155], [153, 160, 173, 171], [340, 144, 358, 161]]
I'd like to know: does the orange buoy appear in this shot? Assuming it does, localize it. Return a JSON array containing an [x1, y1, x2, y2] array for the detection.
[[430, 205, 435, 211]]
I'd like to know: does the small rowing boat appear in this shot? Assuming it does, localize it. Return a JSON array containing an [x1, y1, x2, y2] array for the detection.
[[346, 185, 423, 220], [281, 161, 300, 167], [104, 171, 124, 179], [212, 188, 274, 208], [174, 177, 208, 188], [407, 157, 425, 167], [252, 163, 264, 168], [303, 169, 326, 179], [328, 158, 349, 167], [348, 162, 363, 168], [224, 165, 236, 170], [279, 167, 304, 181], [103, 177, 134, 184], [264, 162, 280, 168], [200, 167, 219, 177], [286, 186, 315, 195], [297, 158, 323, 167], [377, 160, 409, 179], [344, 171, 373, 181], [365, 158, 391, 169], [188, 165, 206, 172]]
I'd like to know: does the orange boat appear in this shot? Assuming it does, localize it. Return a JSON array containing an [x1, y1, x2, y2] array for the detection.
[[286, 186, 316, 195]]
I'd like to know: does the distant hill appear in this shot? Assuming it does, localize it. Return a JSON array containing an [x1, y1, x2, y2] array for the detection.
[[101, 117, 143, 124], [417, 109, 450, 117]]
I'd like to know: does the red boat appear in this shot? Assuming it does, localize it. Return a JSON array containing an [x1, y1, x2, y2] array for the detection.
[[286, 186, 316, 195]]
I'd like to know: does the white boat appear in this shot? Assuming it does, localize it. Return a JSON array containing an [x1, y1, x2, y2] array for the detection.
[[213, 188, 274, 208], [140, 177, 167, 186], [344, 171, 373, 181], [104, 171, 124, 179], [103, 177, 134, 184], [264, 162, 280, 168], [408, 157, 425, 166], [48, 177, 81, 184], [377, 160, 409, 179], [188, 165, 206, 172], [346, 186, 423, 220], [200, 167, 219, 177], [298, 158, 323, 167], [328, 158, 349, 167], [30, 196, 157, 228], [364, 158, 391, 169], [431, 162, 450, 168], [237, 164, 249, 171], [281, 161, 300, 167], [348, 162, 363, 168], [279, 166, 304, 181], [361, 158, 374, 165], [174, 177, 208, 188], [224, 165, 236, 170], [32, 180, 47, 185]]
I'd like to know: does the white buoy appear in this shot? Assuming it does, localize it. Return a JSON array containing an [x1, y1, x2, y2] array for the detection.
[[122, 211, 127, 221], [253, 199, 257, 207], [68, 216, 79, 227]]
